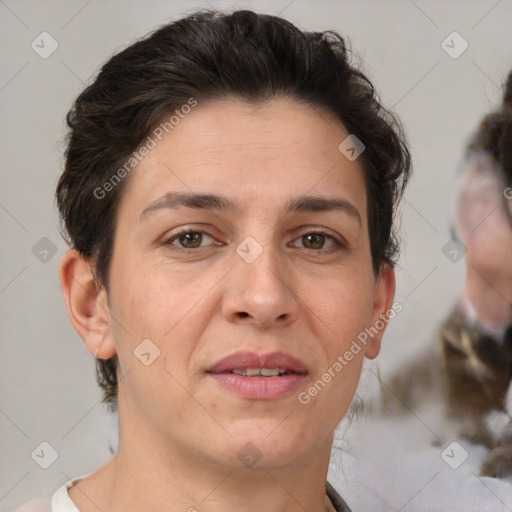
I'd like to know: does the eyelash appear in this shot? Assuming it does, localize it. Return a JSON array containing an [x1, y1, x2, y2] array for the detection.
[[161, 228, 346, 253]]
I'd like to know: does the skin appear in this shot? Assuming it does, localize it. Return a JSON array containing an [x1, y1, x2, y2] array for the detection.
[[59, 96, 395, 512], [455, 156, 512, 331]]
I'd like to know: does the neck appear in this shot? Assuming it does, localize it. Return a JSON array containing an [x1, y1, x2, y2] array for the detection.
[[71, 395, 336, 512], [460, 291, 510, 340]]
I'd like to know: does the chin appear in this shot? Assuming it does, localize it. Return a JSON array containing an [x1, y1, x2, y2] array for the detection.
[[206, 421, 316, 470]]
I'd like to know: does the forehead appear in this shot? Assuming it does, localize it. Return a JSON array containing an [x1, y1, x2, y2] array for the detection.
[[456, 154, 512, 234], [118, 96, 368, 221], [457, 155, 503, 193]]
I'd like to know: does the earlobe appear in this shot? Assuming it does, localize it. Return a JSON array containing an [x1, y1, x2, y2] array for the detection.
[[58, 249, 117, 359], [365, 264, 396, 360]]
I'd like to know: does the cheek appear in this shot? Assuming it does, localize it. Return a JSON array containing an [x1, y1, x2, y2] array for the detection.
[[293, 271, 373, 421], [108, 272, 209, 423], [298, 342, 365, 435], [109, 260, 224, 389], [112, 257, 208, 334], [308, 271, 375, 350], [107, 270, 180, 372]]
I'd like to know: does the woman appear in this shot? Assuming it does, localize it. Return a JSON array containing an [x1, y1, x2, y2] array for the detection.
[[440, 71, 512, 476], [52, 10, 410, 511], [377, 70, 512, 478]]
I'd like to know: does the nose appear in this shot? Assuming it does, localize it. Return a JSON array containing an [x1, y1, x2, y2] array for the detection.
[[221, 239, 300, 329]]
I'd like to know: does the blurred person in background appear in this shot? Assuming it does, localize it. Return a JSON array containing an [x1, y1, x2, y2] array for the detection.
[[377, 70, 512, 478]]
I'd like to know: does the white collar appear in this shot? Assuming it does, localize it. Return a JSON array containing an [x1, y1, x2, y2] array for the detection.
[[51, 474, 91, 511], [461, 294, 509, 341]]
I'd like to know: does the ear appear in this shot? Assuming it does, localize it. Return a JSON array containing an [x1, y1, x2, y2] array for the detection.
[[58, 249, 117, 359], [365, 263, 396, 360]]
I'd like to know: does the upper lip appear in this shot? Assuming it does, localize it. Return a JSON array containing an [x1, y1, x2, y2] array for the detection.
[[206, 351, 308, 374]]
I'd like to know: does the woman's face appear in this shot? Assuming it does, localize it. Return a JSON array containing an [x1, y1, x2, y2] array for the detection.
[[456, 157, 512, 329], [102, 97, 393, 470]]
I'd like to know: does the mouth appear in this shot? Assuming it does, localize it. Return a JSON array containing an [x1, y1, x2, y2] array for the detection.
[[206, 351, 308, 399], [228, 368, 295, 377], [206, 350, 308, 375]]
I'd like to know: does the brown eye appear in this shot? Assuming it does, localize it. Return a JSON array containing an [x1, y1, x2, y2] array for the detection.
[[178, 232, 203, 248], [302, 233, 326, 249], [291, 230, 344, 252], [163, 230, 217, 250]]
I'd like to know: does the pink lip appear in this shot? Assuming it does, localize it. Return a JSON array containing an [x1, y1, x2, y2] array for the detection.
[[206, 351, 308, 400]]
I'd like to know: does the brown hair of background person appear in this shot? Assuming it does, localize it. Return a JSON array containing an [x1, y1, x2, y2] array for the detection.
[[55, 10, 411, 411]]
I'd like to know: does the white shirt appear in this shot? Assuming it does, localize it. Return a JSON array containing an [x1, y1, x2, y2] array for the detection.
[[50, 476, 84, 512], [11, 475, 351, 511], [7, 476, 86, 512]]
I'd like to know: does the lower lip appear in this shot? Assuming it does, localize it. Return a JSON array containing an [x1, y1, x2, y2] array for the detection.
[[207, 373, 307, 399]]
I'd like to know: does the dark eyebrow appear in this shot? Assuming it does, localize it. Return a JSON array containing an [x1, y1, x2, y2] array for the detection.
[[140, 191, 362, 225], [285, 195, 362, 225], [140, 192, 240, 219]]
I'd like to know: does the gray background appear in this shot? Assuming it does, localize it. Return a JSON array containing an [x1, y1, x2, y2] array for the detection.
[[1, 0, 511, 509]]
